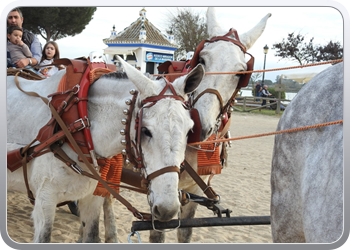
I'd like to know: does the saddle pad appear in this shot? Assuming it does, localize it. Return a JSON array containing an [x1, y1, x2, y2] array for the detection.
[[93, 154, 123, 196], [197, 134, 222, 175]]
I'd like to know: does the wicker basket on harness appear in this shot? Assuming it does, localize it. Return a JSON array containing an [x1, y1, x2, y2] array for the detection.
[[7, 68, 44, 81]]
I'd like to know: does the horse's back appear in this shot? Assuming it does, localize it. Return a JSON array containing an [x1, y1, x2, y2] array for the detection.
[[7, 70, 65, 144], [271, 62, 343, 243]]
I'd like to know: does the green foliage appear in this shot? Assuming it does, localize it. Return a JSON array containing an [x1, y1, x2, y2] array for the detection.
[[272, 32, 343, 65], [268, 87, 285, 99], [166, 8, 208, 60], [21, 7, 97, 41]]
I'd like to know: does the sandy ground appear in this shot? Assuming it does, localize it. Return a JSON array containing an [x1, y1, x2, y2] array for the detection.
[[6, 111, 281, 244]]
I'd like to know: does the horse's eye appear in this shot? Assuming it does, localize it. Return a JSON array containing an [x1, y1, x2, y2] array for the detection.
[[141, 127, 152, 138]]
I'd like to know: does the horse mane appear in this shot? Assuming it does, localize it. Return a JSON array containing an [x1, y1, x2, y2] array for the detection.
[[98, 71, 154, 81], [99, 71, 128, 80]]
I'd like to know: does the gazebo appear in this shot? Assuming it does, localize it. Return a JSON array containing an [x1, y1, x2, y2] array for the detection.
[[103, 8, 178, 74]]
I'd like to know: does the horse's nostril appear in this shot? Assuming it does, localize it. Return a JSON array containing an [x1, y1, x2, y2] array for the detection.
[[153, 205, 161, 218]]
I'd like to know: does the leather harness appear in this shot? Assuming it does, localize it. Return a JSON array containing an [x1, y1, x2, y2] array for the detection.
[[7, 28, 254, 219]]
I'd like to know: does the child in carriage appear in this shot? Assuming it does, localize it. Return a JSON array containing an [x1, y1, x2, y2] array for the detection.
[[38, 41, 65, 77], [7, 26, 33, 68]]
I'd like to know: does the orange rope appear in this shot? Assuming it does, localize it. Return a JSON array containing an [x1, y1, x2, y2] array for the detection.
[[153, 59, 343, 77], [187, 120, 343, 146]]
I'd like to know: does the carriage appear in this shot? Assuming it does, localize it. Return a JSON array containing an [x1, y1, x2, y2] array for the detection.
[[6, 7, 343, 244]]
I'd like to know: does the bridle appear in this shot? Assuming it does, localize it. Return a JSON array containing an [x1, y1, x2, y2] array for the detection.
[[187, 28, 254, 139], [121, 77, 186, 186]]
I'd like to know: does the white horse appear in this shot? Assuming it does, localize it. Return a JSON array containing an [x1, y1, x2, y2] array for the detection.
[[7, 56, 204, 243], [147, 7, 271, 243], [270, 62, 343, 243], [23, 7, 270, 243]]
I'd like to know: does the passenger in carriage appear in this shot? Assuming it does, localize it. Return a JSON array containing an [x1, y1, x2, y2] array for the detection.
[[7, 26, 33, 68], [7, 8, 42, 68], [38, 41, 65, 77]]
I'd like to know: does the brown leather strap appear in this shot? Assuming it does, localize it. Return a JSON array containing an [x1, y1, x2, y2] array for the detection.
[[22, 150, 35, 205], [191, 88, 224, 111], [48, 102, 151, 220], [14, 76, 150, 219], [182, 160, 219, 200], [146, 166, 180, 181], [51, 144, 148, 194], [15, 72, 49, 105]]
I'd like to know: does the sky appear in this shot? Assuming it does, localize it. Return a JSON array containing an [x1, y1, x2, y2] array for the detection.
[[2, 2, 347, 82]]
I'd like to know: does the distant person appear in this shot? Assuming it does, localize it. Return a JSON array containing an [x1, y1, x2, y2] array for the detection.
[[255, 81, 262, 96], [7, 8, 42, 68], [38, 41, 64, 77], [7, 26, 32, 68], [261, 85, 272, 107], [255, 81, 262, 101]]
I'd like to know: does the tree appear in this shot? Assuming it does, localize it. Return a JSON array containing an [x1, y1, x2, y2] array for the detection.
[[166, 8, 208, 60], [272, 32, 343, 65], [21, 7, 97, 41]]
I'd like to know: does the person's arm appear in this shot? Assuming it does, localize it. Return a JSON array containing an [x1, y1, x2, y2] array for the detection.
[[15, 36, 42, 68], [29, 35, 42, 66], [21, 43, 33, 58]]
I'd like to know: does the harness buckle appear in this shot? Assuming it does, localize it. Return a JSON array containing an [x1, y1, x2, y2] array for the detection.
[[74, 117, 89, 131], [71, 164, 83, 175]]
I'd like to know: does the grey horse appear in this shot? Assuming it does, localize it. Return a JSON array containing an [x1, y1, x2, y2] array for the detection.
[[271, 62, 343, 243]]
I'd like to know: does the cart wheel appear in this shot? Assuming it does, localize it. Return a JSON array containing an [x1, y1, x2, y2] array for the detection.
[[67, 201, 79, 216]]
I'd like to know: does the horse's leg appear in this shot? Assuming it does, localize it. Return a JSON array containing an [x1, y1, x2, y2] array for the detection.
[[32, 194, 57, 243], [78, 194, 104, 243], [177, 201, 199, 243], [103, 196, 118, 243], [149, 230, 165, 243]]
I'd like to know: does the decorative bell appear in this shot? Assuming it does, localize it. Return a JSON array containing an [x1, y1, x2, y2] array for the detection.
[[121, 119, 127, 125], [125, 159, 131, 166], [129, 89, 136, 95], [123, 109, 129, 115], [133, 166, 140, 172], [221, 114, 226, 120], [121, 139, 127, 146], [125, 99, 132, 105], [121, 149, 127, 155], [120, 129, 126, 135], [228, 107, 234, 113]]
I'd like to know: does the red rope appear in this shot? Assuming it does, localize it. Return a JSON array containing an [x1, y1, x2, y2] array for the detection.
[[187, 120, 343, 146], [153, 59, 343, 77]]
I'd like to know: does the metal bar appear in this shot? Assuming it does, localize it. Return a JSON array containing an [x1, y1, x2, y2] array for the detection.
[[131, 216, 270, 232]]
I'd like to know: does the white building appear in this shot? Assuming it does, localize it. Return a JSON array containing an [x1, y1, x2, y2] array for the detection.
[[103, 8, 178, 74]]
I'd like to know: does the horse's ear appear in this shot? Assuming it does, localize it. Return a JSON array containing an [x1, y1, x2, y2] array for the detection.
[[184, 64, 204, 94], [240, 13, 271, 51], [206, 7, 224, 38], [173, 64, 204, 96], [116, 56, 155, 97]]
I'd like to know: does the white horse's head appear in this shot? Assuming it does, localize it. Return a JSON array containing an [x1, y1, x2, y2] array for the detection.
[[118, 57, 204, 221], [193, 7, 271, 141]]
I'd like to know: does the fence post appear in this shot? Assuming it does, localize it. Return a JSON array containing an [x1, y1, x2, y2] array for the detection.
[[243, 97, 247, 111], [276, 91, 281, 114]]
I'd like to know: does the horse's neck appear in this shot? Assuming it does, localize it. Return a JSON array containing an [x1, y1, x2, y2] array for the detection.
[[87, 77, 136, 158]]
